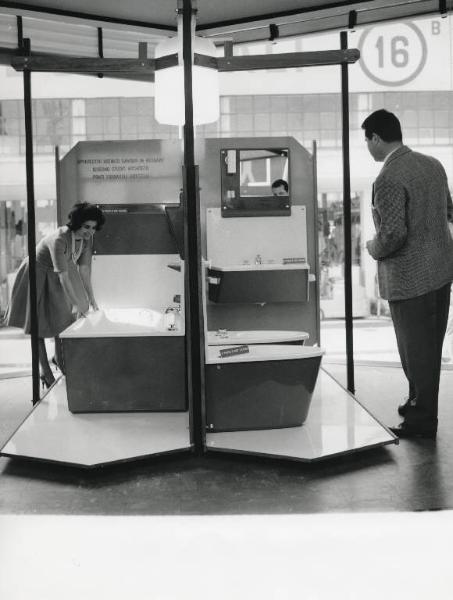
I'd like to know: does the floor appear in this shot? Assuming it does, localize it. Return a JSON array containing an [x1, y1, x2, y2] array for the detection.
[[0, 363, 452, 515], [1, 363, 453, 599]]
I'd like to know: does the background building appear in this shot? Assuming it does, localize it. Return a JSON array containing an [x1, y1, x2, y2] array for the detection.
[[2, 14, 453, 322]]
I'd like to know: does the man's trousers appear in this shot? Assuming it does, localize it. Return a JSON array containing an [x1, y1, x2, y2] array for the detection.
[[389, 283, 451, 427]]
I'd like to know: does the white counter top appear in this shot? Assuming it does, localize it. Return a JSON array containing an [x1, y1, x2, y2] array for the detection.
[[207, 330, 309, 345], [209, 263, 309, 272]]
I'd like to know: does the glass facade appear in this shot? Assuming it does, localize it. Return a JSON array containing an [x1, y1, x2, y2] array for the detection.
[[3, 90, 453, 157], [1, 11, 453, 374]]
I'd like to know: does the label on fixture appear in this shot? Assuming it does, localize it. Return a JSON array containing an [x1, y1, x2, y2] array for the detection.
[[219, 345, 250, 358], [283, 257, 306, 264]]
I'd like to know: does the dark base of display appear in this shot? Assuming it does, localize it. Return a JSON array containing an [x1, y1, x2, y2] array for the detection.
[[63, 336, 186, 412], [205, 356, 321, 432]]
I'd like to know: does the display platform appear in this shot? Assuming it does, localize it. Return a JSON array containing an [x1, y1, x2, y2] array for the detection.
[[205, 368, 397, 461], [0, 378, 191, 467], [1, 369, 396, 467]]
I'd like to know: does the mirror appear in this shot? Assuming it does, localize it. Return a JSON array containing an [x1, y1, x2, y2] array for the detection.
[[221, 148, 291, 217]]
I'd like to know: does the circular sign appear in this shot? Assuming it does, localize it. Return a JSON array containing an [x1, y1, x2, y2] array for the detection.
[[358, 22, 427, 87]]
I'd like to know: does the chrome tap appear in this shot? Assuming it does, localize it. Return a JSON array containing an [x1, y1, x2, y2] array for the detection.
[[165, 305, 181, 313], [255, 254, 262, 265], [165, 304, 181, 331]]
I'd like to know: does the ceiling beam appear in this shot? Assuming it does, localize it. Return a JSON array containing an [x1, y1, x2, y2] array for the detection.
[[11, 54, 157, 74], [10, 47, 359, 76], [214, 49, 360, 71]]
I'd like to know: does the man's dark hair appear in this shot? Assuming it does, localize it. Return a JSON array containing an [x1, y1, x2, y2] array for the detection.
[[271, 178, 289, 192], [361, 109, 402, 143]]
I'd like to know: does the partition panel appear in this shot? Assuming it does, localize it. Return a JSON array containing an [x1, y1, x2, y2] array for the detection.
[[196, 30, 396, 460], [1, 33, 195, 465]]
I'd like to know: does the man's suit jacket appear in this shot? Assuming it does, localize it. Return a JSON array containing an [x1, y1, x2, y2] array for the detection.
[[366, 145, 453, 301]]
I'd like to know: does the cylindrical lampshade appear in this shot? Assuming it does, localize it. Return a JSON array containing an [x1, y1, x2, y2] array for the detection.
[[154, 36, 219, 126]]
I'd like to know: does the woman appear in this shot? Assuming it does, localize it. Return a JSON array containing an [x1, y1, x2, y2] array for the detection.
[[6, 202, 105, 389]]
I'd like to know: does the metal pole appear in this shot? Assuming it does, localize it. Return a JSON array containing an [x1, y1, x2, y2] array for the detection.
[[340, 30, 355, 394], [312, 140, 321, 346], [22, 38, 40, 405], [182, 0, 206, 453]]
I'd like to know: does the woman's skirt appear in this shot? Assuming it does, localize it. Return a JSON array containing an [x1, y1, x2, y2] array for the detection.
[[5, 258, 77, 338]]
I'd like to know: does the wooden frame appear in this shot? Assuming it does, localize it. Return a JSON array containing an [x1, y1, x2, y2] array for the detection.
[[10, 48, 360, 76]]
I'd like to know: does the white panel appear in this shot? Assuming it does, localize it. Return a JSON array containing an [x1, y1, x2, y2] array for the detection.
[[77, 140, 183, 206], [0, 379, 190, 467], [22, 16, 98, 57], [91, 254, 184, 311], [102, 27, 163, 59], [0, 13, 17, 48], [206, 206, 307, 266], [0, 1, 442, 48]]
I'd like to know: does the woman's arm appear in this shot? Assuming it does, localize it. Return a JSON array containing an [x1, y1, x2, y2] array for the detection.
[[79, 264, 99, 310], [58, 271, 88, 316]]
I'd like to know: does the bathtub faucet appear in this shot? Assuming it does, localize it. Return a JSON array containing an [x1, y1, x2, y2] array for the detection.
[[255, 254, 262, 265], [165, 304, 181, 331]]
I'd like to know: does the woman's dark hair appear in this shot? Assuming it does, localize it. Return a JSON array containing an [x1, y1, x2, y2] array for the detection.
[[271, 178, 289, 192], [66, 202, 106, 231], [361, 109, 402, 142]]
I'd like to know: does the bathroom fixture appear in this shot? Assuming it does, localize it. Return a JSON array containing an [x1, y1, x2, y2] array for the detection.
[[205, 344, 324, 431], [61, 308, 186, 412], [165, 304, 182, 331], [207, 330, 309, 346], [207, 263, 310, 303]]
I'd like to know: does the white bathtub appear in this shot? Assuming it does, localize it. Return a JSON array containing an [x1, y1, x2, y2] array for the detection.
[[205, 344, 324, 431], [60, 307, 184, 338]]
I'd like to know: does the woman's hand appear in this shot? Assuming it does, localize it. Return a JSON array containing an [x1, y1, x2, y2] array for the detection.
[[73, 302, 89, 318], [90, 300, 100, 311]]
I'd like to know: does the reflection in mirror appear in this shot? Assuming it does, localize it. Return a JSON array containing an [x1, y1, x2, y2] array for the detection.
[[221, 148, 290, 217]]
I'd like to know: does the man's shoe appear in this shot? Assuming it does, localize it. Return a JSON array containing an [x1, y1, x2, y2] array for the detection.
[[397, 398, 416, 417], [389, 422, 437, 439]]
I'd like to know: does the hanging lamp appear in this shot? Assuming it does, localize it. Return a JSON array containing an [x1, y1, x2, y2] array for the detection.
[[154, 6, 219, 126]]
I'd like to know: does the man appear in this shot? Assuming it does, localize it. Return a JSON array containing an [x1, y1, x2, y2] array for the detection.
[[271, 179, 289, 196], [363, 109, 453, 439]]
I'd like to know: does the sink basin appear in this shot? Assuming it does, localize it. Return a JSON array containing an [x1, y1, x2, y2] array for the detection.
[[207, 329, 309, 345], [207, 264, 311, 303], [209, 263, 309, 272]]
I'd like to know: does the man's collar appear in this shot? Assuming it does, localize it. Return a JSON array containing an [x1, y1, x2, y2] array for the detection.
[[383, 145, 403, 164], [381, 145, 411, 168]]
